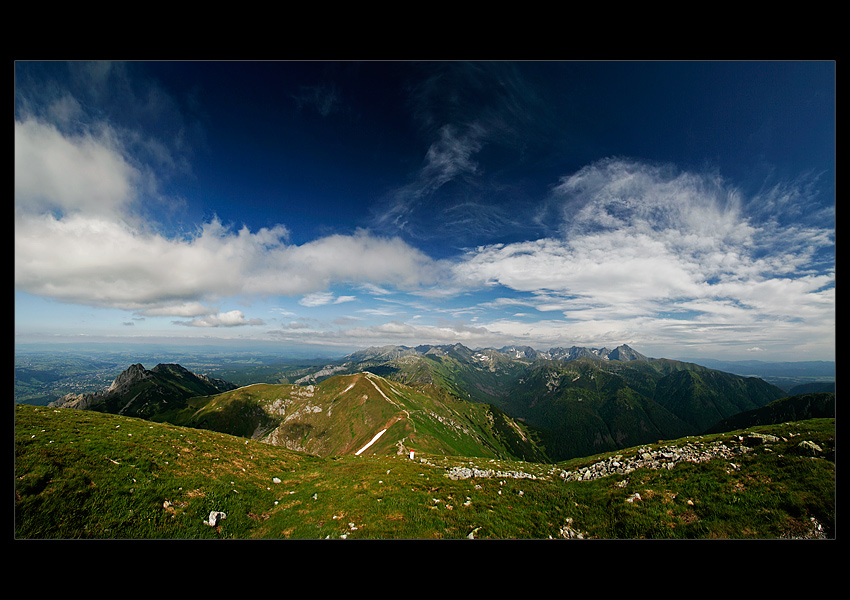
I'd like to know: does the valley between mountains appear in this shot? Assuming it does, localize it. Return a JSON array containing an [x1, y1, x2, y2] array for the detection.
[[19, 343, 835, 539]]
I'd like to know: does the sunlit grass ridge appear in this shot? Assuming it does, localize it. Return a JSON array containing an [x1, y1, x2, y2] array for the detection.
[[15, 404, 834, 539]]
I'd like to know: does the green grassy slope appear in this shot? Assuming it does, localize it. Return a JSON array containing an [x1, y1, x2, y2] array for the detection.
[[15, 404, 834, 539], [151, 372, 550, 463]]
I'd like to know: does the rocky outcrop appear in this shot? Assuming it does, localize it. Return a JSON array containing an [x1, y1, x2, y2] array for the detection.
[[555, 439, 749, 482], [108, 363, 150, 392], [554, 431, 829, 483], [440, 428, 830, 486], [48, 363, 236, 417], [446, 465, 539, 481], [50, 392, 94, 410]]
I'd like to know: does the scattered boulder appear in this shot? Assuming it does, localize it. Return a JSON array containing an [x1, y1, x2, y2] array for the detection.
[[742, 432, 781, 446], [558, 518, 586, 539], [795, 440, 823, 456], [206, 511, 226, 527]]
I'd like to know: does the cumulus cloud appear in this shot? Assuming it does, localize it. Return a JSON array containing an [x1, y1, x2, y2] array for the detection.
[[173, 310, 264, 328], [15, 209, 441, 315], [15, 118, 138, 219], [14, 111, 446, 320], [14, 80, 833, 360]]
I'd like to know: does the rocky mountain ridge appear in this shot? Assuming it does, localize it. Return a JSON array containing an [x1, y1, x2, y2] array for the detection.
[[342, 343, 650, 365], [50, 362, 237, 418]]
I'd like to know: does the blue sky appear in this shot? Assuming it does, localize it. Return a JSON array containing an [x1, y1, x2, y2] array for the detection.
[[14, 61, 835, 360]]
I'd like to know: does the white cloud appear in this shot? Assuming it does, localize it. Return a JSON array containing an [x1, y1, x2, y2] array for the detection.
[[137, 302, 216, 317], [298, 292, 356, 307], [359, 283, 392, 296], [452, 158, 834, 356], [357, 307, 404, 318], [15, 210, 441, 315], [14, 103, 833, 361], [173, 310, 264, 328], [14, 118, 443, 316], [299, 292, 336, 307], [421, 124, 483, 189], [15, 118, 138, 219], [270, 319, 501, 347], [372, 123, 486, 232]]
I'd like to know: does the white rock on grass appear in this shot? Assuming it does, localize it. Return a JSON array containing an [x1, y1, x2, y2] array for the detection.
[[206, 511, 226, 526]]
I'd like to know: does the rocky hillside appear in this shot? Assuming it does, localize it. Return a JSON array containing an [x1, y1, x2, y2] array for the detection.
[[499, 357, 786, 460]]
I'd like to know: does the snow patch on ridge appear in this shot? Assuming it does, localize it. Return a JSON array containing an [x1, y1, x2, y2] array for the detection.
[[355, 428, 387, 455]]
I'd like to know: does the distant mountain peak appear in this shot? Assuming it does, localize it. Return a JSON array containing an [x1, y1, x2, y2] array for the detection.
[[607, 345, 649, 362], [107, 363, 150, 392], [50, 362, 236, 418], [151, 363, 191, 375]]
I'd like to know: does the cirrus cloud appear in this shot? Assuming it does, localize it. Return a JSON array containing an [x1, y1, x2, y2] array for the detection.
[[451, 158, 834, 355]]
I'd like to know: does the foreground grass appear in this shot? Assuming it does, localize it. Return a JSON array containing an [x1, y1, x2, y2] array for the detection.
[[15, 404, 835, 539]]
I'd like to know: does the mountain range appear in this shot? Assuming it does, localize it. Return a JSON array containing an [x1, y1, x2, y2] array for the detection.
[[49, 343, 797, 462], [312, 343, 789, 460]]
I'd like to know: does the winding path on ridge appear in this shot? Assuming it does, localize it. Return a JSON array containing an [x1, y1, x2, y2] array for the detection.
[[353, 373, 416, 456]]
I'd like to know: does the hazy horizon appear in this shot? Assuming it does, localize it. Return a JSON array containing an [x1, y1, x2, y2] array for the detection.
[[13, 338, 837, 368]]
